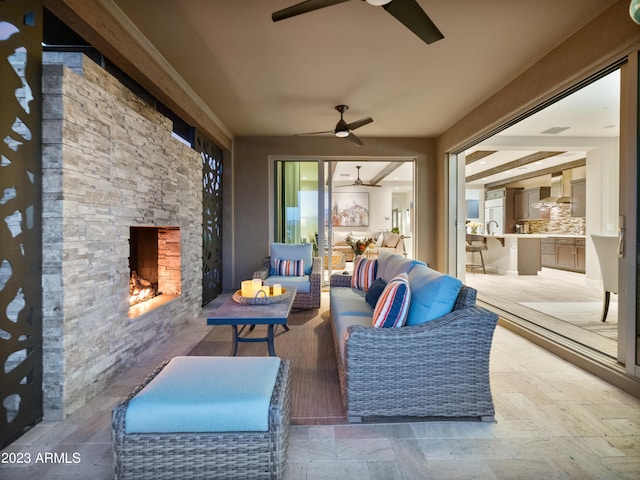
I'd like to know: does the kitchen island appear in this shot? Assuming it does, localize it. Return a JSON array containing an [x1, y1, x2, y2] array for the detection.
[[473, 234, 585, 276]]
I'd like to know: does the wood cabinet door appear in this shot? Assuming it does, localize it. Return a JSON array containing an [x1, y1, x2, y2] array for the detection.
[[555, 244, 576, 269], [571, 179, 586, 217], [575, 245, 586, 271], [515, 191, 526, 219]]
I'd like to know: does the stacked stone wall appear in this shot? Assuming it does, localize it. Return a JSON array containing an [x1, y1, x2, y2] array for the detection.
[[42, 54, 202, 419]]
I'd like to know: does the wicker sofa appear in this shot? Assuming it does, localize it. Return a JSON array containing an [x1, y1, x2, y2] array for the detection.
[[329, 252, 498, 422]]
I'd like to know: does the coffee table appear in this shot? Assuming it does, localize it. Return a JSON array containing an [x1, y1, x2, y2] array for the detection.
[[204, 288, 296, 356]]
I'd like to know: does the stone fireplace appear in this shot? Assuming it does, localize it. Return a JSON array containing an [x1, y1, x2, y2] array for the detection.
[[129, 226, 181, 313], [41, 53, 203, 420]]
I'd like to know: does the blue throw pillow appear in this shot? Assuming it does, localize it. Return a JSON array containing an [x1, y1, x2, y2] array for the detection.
[[365, 277, 387, 308], [405, 265, 463, 326], [372, 273, 411, 328]]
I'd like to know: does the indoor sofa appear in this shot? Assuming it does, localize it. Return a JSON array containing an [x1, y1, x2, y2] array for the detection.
[[329, 251, 498, 422], [332, 230, 405, 262]]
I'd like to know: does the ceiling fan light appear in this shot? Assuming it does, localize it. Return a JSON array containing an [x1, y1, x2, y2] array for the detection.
[[335, 130, 349, 138], [366, 0, 392, 5]]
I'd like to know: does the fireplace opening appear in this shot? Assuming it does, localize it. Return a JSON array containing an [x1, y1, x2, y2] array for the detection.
[[129, 226, 181, 313]]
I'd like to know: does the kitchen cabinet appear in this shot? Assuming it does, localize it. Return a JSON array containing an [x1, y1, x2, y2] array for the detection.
[[576, 239, 586, 270], [515, 187, 550, 220], [540, 237, 585, 273], [541, 238, 556, 267], [570, 178, 586, 217]]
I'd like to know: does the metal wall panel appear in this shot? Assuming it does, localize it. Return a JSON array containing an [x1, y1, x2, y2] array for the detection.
[[0, 0, 44, 448], [197, 131, 223, 306]]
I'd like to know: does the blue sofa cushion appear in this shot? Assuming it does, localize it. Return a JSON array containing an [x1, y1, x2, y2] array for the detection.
[[373, 273, 411, 328], [125, 356, 281, 433], [270, 243, 313, 275], [376, 251, 425, 283], [351, 256, 377, 291], [264, 275, 310, 294], [365, 277, 387, 308], [330, 287, 372, 317], [405, 265, 463, 326]]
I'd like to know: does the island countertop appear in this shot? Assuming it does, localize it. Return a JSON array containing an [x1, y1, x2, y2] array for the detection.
[[484, 233, 586, 239]]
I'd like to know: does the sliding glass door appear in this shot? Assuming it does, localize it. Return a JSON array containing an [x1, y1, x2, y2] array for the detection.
[[274, 161, 320, 246]]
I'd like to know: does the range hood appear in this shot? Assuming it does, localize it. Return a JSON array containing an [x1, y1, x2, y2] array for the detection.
[[533, 173, 571, 208]]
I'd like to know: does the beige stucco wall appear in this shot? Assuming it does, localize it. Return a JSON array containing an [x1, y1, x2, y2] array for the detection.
[[228, 136, 435, 290]]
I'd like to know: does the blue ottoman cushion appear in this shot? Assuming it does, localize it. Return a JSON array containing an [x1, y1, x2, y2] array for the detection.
[[125, 356, 281, 433]]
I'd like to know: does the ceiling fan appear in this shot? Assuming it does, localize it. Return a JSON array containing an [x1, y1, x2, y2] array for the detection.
[[272, 0, 444, 45], [297, 105, 372, 146], [335, 165, 381, 187]]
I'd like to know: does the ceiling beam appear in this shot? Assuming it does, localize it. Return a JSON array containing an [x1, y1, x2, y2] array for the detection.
[[369, 162, 403, 185], [484, 158, 586, 189], [466, 150, 497, 165], [465, 151, 565, 183]]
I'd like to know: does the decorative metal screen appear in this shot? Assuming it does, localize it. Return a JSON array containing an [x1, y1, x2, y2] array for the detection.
[[0, 0, 44, 448], [196, 131, 223, 306]]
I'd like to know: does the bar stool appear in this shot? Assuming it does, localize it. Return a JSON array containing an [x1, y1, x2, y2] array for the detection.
[[466, 234, 488, 274]]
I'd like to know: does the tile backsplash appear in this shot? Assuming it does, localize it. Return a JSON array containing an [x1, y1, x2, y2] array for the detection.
[[526, 204, 586, 235]]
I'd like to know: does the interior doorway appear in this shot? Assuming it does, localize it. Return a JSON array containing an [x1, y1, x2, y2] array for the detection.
[[273, 158, 415, 285]]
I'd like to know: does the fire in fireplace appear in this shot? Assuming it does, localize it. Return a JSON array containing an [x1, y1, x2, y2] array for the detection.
[[129, 270, 159, 306], [129, 226, 181, 308]]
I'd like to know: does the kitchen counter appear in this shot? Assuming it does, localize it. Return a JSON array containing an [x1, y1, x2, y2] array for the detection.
[[467, 233, 586, 276], [481, 233, 584, 247]]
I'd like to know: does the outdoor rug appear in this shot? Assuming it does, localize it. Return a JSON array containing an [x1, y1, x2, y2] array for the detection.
[[518, 301, 618, 340], [189, 293, 346, 425]]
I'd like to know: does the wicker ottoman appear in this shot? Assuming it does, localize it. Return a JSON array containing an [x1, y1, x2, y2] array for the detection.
[[112, 356, 291, 480]]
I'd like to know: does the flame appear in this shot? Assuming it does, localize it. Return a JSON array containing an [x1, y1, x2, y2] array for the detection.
[[129, 287, 154, 306]]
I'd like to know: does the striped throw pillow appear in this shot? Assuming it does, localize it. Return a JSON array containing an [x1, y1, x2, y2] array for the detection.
[[274, 258, 305, 276], [351, 256, 377, 291], [372, 273, 411, 328]]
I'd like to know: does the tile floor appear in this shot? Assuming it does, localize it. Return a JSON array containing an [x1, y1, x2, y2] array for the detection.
[[1, 295, 639, 480]]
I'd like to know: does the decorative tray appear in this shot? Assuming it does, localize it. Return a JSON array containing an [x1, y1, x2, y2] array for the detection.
[[232, 288, 292, 305]]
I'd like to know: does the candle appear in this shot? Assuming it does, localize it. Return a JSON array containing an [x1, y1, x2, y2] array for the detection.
[[251, 278, 262, 296], [272, 284, 282, 296], [241, 280, 253, 297], [257, 287, 270, 298]]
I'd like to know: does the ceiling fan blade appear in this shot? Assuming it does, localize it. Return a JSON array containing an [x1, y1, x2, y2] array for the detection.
[[383, 0, 444, 45], [272, 0, 351, 22], [346, 116, 373, 131], [346, 132, 364, 146], [295, 129, 335, 136]]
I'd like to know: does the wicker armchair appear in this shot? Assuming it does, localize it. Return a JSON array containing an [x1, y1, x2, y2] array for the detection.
[[254, 255, 323, 310], [330, 274, 498, 422]]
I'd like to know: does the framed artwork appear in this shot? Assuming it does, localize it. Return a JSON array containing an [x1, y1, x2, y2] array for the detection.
[[331, 192, 369, 227]]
